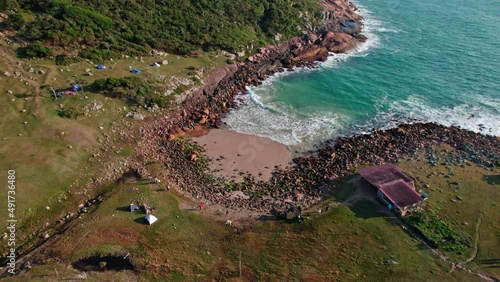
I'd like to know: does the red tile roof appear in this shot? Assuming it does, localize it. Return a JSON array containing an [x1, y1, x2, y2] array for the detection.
[[358, 163, 414, 188], [379, 179, 422, 209]]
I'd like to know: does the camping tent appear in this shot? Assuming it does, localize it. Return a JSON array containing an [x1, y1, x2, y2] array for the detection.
[[131, 68, 141, 74], [97, 64, 105, 69], [152, 62, 160, 67], [145, 214, 158, 225], [71, 85, 81, 91], [129, 204, 139, 212]]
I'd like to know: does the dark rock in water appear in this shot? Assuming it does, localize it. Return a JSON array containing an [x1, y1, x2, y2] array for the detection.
[[340, 19, 363, 34]]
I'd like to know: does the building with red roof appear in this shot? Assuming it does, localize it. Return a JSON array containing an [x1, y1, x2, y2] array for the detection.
[[358, 164, 423, 216]]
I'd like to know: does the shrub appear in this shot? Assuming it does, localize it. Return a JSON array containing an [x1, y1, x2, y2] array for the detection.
[[55, 54, 82, 65], [58, 107, 83, 119], [12, 0, 321, 55], [93, 76, 168, 108], [404, 211, 471, 252], [20, 41, 51, 58]]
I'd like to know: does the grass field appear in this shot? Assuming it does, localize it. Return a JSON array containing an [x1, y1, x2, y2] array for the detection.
[[396, 148, 500, 277], [3, 169, 492, 281], [0, 37, 227, 258]]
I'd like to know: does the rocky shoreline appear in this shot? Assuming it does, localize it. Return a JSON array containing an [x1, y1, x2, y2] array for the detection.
[[130, 0, 500, 214], [132, 0, 366, 168]]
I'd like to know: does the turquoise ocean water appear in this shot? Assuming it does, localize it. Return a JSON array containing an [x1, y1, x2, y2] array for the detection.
[[224, 0, 500, 150]]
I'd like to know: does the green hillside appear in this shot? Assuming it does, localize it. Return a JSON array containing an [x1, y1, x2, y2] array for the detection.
[[2, 0, 321, 56]]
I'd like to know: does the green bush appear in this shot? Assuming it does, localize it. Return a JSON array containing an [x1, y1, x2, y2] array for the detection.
[[404, 211, 471, 252], [93, 76, 167, 108], [20, 41, 51, 58], [55, 54, 82, 65], [57, 107, 83, 119], [13, 0, 321, 55], [78, 48, 116, 61], [0, 0, 19, 12]]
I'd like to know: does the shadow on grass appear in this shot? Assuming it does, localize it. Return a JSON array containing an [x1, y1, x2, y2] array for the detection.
[[483, 175, 500, 185], [258, 215, 276, 222], [134, 217, 148, 225], [479, 258, 500, 268], [14, 93, 33, 98], [116, 206, 131, 212], [349, 199, 385, 219]]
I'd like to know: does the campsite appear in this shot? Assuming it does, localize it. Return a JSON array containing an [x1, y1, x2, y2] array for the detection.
[[0, 1, 499, 281]]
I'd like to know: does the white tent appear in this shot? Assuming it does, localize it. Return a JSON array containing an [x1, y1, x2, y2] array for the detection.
[[145, 214, 158, 225], [152, 62, 160, 67]]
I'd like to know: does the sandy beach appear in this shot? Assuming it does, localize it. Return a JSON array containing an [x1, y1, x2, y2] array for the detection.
[[193, 128, 292, 182]]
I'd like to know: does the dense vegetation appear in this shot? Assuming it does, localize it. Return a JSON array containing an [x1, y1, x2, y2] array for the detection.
[[18, 40, 51, 57], [3, 0, 321, 57], [404, 211, 471, 252], [92, 76, 167, 108]]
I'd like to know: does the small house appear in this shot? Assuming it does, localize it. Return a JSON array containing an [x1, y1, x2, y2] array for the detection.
[[358, 164, 423, 216]]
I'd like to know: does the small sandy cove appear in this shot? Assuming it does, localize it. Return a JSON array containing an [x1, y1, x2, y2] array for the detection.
[[192, 128, 292, 182]]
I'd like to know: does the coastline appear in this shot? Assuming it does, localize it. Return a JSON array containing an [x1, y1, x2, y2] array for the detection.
[[130, 0, 500, 215]]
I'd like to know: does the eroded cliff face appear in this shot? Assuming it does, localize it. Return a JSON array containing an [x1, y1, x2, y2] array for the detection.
[[320, 0, 363, 34], [291, 0, 364, 61]]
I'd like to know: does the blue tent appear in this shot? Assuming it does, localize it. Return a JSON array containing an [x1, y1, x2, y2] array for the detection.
[[97, 64, 105, 69], [131, 68, 141, 74], [72, 85, 81, 91]]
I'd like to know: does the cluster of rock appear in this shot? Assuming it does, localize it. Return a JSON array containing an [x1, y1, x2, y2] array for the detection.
[[129, 1, 499, 213], [130, 0, 366, 171], [158, 123, 499, 213]]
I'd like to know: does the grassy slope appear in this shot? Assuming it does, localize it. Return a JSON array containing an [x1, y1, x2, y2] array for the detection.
[[396, 147, 500, 277], [0, 38, 226, 254], [3, 173, 489, 281]]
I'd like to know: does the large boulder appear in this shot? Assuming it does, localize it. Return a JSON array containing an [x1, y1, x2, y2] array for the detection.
[[293, 46, 329, 62], [321, 32, 358, 53]]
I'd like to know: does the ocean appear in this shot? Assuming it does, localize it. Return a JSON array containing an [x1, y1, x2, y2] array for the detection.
[[223, 0, 500, 150]]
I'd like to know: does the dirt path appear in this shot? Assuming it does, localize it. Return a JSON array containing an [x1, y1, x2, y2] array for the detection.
[[463, 217, 482, 265], [348, 178, 497, 282]]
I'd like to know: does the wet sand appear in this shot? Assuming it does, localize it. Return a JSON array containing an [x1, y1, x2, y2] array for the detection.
[[193, 128, 292, 182]]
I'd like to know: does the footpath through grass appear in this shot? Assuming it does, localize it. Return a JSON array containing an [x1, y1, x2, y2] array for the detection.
[[0, 37, 226, 259]]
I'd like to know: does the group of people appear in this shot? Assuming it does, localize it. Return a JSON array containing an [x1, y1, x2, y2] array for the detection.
[[147, 174, 170, 191], [132, 201, 155, 215]]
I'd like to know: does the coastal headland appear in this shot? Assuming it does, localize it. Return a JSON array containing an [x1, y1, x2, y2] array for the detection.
[[128, 0, 498, 214], [1, 0, 499, 280]]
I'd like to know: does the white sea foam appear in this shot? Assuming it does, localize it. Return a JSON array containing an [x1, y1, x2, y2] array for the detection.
[[360, 95, 500, 136], [223, 2, 388, 148], [224, 2, 499, 150], [321, 3, 384, 67], [225, 89, 347, 147]]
